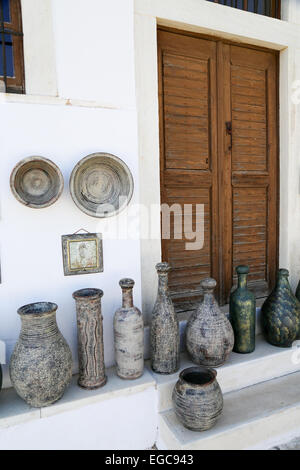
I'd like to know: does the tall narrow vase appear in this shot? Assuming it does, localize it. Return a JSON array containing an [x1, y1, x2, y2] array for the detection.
[[229, 266, 256, 354], [73, 289, 107, 389], [114, 279, 144, 380], [261, 269, 300, 347], [9, 302, 73, 408], [186, 278, 234, 367], [150, 262, 180, 374]]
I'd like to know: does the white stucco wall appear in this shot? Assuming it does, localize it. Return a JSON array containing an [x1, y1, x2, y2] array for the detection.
[[0, 0, 139, 388]]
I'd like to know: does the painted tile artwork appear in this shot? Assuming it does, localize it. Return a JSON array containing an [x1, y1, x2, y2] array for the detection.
[[61, 233, 103, 276]]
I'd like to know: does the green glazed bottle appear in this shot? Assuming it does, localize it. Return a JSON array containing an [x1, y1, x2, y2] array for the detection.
[[296, 280, 300, 302], [230, 266, 256, 354], [261, 269, 300, 348]]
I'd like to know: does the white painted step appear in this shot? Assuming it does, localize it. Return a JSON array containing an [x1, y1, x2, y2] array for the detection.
[[157, 371, 300, 450], [147, 335, 300, 412]]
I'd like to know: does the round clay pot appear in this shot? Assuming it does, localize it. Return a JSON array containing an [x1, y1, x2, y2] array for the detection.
[[10, 156, 64, 208], [172, 366, 223, 432], [9, 302, 73, 408]]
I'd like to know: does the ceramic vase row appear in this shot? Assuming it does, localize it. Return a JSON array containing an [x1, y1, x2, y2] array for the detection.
[[7, 278, 144, 408]]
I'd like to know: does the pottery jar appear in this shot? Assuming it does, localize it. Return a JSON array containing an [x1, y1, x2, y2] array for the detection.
[[73, 289, 107, 389], [150, 262, 180, 374], [9, 302, 73, 408], [229, 265, 256, 354], [173, 366, 223, 431], [186, 278, 234, 367], [114, 279, 144, 380], [261, 269, 300, 347]]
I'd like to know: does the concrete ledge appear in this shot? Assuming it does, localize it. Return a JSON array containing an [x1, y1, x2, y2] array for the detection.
[[147, 335, 300, 412], [0, 365, 155, 428], [157, 371, 300, 450]]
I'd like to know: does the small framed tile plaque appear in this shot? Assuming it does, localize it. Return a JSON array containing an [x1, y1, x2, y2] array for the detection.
[[61, 233, 103, 276]]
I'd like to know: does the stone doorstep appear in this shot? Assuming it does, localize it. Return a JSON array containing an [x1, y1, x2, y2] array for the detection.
[[157, 371, 300, 451], [147, 335, 300, 412], [0, 334, 299, 450]]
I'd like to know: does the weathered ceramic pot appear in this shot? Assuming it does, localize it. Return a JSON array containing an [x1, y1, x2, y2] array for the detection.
[[150, 262, 180, 374], [9, 302, 73, 408], [173, 366, 223, 431], [230, 266, 256, 354], [114, 279, 144, 380], [186, 278, 234, 367], [261, 269, 300, 348], [296, 280, 300, 303], [73, 289, 107, 389]]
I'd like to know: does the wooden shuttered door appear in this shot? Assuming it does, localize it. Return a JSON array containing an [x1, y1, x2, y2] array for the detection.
[[158, 29, 278, 309]]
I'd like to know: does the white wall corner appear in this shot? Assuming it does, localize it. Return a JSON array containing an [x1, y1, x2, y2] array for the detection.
[[134, 13, 161, 322], [281, 0, 300, 25], [21, 0, 58, 96]]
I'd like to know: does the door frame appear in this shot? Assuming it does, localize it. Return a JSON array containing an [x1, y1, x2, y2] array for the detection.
[[134, 0, 297, 323]]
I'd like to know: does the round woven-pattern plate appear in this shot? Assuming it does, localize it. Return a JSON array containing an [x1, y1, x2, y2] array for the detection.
[[69, 153, 134, 218], [10, 156, 64, 208]]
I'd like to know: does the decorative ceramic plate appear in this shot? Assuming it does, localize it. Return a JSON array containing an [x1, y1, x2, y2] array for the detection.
[[69, 153, 134, 218], [10, 156, 64, 208]]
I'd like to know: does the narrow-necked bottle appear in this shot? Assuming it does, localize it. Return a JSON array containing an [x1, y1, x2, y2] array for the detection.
[[229, 266, 256, 354], [150, 262, 179, 374], [186, 278, 234, 367], [114, 279, 144, 380], [261, 269, 300, 347]]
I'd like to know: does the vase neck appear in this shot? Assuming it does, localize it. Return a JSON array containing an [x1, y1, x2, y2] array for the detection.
[[122, 288, 133, 309], [238, 274, 248, 289], [158, 273, 169, 295], [20, 313, 59, 344]]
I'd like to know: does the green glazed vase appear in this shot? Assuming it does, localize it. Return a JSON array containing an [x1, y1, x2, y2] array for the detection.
[[229, 266, 256, 354], [261, 269, 300, 348], [296, 280, 300, 302]]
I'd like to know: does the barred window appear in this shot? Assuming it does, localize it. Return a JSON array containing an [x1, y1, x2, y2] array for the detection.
[[206, 0, 281, 18], [0, 0, 25, 93]]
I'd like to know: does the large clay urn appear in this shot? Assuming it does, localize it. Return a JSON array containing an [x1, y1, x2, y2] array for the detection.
[[114, 279, 144, 380], [9, 302, 73, 408], [186, 278, 234, 367], [261, 269, 300, 347], [173, 366, 223, 432], [150, 262, 180, 374]]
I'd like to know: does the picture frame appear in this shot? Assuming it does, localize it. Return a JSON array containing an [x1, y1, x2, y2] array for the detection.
[[61, 233, 103, 276]]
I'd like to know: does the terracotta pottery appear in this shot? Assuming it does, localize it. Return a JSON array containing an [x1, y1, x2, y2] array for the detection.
[[73, 289, 107, 389], [173, 366, 223, 432], [229, 266, 256, 354], [9, 302, 73, 408], [186, 278, 234, 367], [114, 279, 144, 380], [150, 262, 180, 374], [10, 156, 64, 208], [261, 269, 300, 348], [296, 280, 300, 303]]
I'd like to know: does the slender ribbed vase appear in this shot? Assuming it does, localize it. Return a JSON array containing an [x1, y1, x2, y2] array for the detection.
[[229, 266, 256, 354], [296, 280, 300, 303], [9, 302, 73, 408], [150, 262, 180, 374], [73, 289, 106, 390], [172, 367, 223, 431], [114, 279, 144, 380], [186, 278, 234, 367], [261, 269, 300, 347]]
